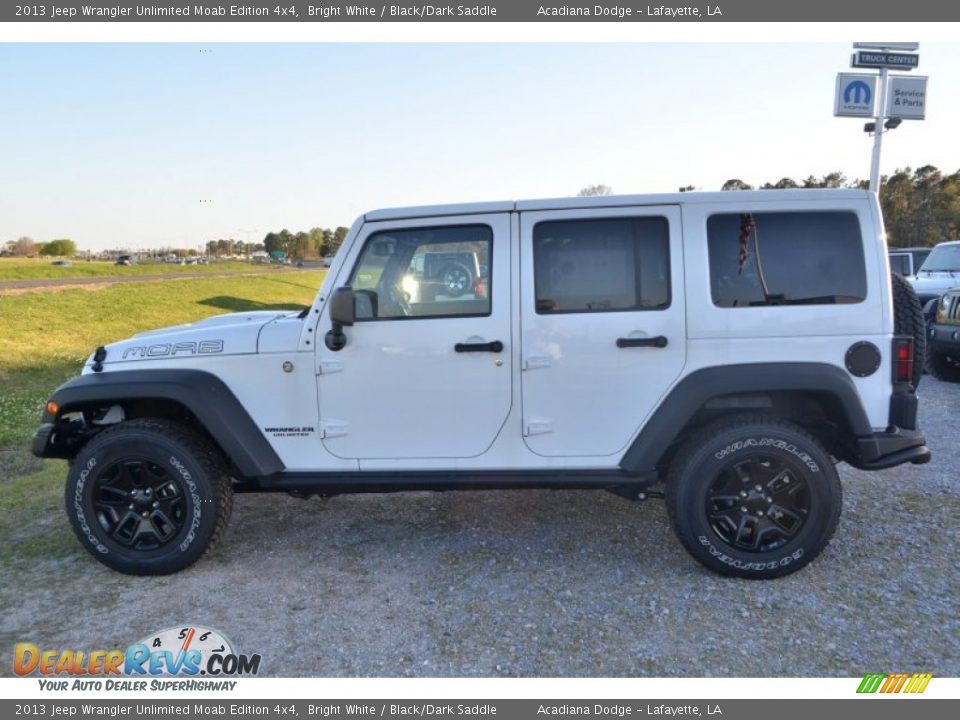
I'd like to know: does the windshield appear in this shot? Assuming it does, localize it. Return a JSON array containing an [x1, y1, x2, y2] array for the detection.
[[919, 245, 960, 272]]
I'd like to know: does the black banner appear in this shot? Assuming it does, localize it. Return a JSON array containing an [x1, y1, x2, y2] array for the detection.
[[2, 699, 959, 720], [2, 0, 960, 22]]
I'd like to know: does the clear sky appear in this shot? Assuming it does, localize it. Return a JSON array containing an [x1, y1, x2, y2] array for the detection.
[[1, 42, 958, 251]]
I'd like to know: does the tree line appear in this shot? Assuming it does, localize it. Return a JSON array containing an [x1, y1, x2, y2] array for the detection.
[[261, 226, 351, 260], [714, 165, 960, 247], [205, 227, 350, 260], [3, 237, 76, 257], [204, 239, 264, 258]]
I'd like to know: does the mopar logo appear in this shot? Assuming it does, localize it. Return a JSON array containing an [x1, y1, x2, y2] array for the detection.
[[122, 340, 223, 360]]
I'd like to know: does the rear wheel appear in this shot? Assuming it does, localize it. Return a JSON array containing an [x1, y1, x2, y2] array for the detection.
[[666, 415, 841, 579], [65, 418, 233, 575]]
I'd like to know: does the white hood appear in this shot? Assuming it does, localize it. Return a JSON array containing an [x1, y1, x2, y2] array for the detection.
[[911, 273, 960, 298], [91, 311, 298, 369]]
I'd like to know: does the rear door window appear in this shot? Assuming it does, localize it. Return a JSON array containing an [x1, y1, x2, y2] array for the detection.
[[532, 217, 670, 314]]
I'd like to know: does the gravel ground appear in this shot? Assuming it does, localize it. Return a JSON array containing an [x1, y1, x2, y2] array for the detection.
[[3, 378, 958, 677]]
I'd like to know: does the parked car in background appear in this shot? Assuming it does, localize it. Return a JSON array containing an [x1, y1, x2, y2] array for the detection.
[[888, 246, 931, 277], [403, 249, 485, 302], [926, 287, 960, 382], [909, 240, 960, 314], [115, 255, 133, 266]]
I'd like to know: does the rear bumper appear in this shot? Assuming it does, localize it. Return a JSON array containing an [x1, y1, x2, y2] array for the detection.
[[853, 427, 931, 470]]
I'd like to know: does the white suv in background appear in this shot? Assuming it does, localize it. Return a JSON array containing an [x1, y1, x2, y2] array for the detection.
[[910, 240, 960, 310]]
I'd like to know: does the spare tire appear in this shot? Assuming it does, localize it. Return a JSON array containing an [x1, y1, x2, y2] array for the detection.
[[891, 272, 926, 388]]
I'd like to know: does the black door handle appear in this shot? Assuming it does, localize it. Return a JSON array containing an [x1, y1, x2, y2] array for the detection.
[[616, 336, 668, 349], [455, 340, 504, 353]]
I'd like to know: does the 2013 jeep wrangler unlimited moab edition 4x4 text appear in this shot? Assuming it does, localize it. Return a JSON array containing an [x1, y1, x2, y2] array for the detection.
[[33, 190, 931, 579]]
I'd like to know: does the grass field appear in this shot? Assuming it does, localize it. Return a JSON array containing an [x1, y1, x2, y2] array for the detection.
[[0, 258, 271, 281], [0, 270, 325, 569]]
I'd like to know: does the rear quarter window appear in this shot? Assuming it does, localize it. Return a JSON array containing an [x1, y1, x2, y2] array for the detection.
[[707, 211, 867, 308]]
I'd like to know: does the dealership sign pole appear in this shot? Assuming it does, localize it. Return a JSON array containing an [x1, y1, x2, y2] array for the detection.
[[835, 42, 925, 193]]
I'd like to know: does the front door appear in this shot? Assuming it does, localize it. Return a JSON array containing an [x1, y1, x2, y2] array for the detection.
[[519, 206, 686, 458], [317, 214, 512, 460]]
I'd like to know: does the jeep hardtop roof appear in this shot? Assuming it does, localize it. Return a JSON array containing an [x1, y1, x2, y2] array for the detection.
[[364, 189, 875, 222]]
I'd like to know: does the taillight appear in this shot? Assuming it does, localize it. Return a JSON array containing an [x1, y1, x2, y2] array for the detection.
[[475, 277, 487, 297], [892, 337, 914, 384]]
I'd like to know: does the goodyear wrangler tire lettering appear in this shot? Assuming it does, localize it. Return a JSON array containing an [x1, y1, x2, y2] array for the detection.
[[74, 457, 108, 555], [64, 419, 232, 576], [666, 415, 841, 579]]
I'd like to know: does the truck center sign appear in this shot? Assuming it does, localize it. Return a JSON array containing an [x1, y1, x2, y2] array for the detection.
[[851, 51, 920, 70]]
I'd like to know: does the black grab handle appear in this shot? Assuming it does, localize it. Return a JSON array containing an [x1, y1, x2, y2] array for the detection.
[[455, 340, 504, 353], [616, 336, 668, 349]]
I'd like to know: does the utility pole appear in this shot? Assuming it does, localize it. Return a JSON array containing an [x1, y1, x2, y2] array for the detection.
[[869, 65, 889, 193]]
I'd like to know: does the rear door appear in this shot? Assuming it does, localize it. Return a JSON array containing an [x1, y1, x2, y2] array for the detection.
[[519, 206, 686, 457]]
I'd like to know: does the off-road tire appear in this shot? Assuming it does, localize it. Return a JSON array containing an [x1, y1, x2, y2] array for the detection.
[[891, 272, 925, 387], [65, 418, 233, 575], [439, 263, 474, 297], [927, 348, 960, 382], [666, 415, 842, 579]]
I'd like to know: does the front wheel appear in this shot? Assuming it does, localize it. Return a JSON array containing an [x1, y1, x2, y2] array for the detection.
[[666, 415, 841, 579], [65, 418, 233, 575]]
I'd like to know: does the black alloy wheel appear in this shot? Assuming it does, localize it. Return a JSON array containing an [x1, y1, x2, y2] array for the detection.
[[705, 454, 811, 553], [65, 418, 233, 575], [666, 415, 841, 579], [92, 459, 186, 551]]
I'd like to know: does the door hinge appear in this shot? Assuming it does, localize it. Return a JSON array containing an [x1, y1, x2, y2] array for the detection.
[[318, 360, 344, 375], [320, 421, 348, 438], [523, 355, 552, 371], [523, 418, 553, 436]]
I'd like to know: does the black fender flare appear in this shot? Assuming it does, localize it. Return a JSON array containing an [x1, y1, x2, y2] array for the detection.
[[42, 369, 284, 478], [618, 362, 873, 474]]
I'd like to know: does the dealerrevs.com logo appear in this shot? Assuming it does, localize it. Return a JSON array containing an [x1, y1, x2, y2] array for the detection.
[[14, 625, 261, 689]]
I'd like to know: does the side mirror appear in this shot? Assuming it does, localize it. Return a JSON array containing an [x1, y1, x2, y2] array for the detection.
[[325, 287, 355, 351]]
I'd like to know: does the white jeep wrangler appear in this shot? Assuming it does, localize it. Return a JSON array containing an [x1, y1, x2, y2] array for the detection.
[[34, 189, 931, 578]]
